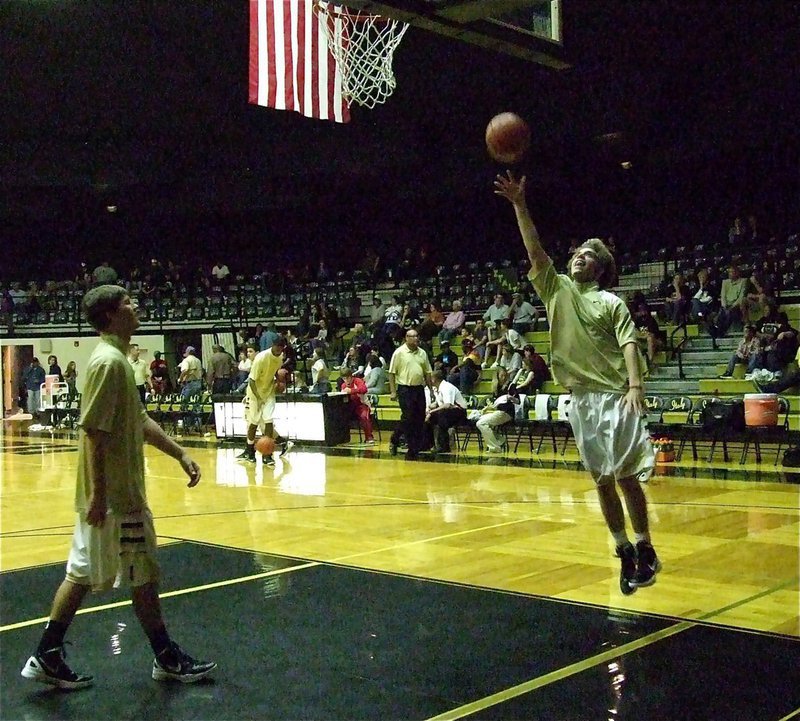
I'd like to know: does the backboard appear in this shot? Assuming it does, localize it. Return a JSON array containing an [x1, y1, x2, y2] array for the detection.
[[352, 0, 568, 69]]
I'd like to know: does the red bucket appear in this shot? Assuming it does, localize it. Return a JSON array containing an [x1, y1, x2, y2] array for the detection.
[[743, 393, 778, 426]]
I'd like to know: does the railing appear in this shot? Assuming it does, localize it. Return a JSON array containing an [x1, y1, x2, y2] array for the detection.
[[669, 321, 690, 380]]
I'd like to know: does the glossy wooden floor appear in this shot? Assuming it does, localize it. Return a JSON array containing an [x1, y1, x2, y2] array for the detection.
[[2, 426, 799, 638]]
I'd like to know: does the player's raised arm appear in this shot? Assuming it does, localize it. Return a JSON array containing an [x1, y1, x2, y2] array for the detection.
[[493, 171, 550, 277]]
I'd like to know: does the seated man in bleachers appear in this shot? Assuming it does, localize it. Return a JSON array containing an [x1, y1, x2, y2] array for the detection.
[[509, 291, 539, 333], [435, 340, 459, 375], [337, 368, 374, 444], [753, 311, 799, 375], [756, 344, 800, 393], [482, 293, 510, 347], [424, 369, 468, 454], [483, 318, 524, 368], [716, 264, 748, 336]]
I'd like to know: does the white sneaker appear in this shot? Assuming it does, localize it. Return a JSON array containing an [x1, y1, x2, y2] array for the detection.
[[364, 439, 376, 445], [280, 439, 295, 456]]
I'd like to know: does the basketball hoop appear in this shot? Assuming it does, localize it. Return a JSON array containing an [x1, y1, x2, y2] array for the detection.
[[313, 1, 409, 109]]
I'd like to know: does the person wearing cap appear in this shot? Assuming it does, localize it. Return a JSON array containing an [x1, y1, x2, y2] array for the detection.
[[510, 291, 539, 333], [177, 346, 203, 409], [435, 339, 459, 374], [149, 351, 170, 395]]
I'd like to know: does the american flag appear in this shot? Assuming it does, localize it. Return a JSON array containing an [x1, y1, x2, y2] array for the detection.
[[249, 0, 351, 123]]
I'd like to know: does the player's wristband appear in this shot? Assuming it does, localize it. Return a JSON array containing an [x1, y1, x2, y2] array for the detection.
[[629, 385, 643, 390]]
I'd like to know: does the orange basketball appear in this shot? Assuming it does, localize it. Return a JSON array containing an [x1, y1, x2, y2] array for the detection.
[[255, 436, 275, 456], [275, 368, 290, 393], [485, 112, 531, 164]]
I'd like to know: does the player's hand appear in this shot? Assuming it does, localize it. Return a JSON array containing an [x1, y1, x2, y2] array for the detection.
[[624, 387, 645, 416], [390, 392, 397, 402], [180, 453, 202, 487], [86, 494, 107, 527], [493, 171, 527, 206]]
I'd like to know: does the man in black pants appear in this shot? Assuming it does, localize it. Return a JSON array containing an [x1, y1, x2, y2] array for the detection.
[[388, 329, 433, 460], [425, 369, 468, 453]]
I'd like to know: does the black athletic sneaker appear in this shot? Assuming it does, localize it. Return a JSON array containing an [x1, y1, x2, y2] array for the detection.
[[631, 541, 662, 588], [616, 542, 638, 596], [152, 643, 217, 683], [21, 644, 93, 690], [236, 447, 256, 463], [279, 439, 295, 457]]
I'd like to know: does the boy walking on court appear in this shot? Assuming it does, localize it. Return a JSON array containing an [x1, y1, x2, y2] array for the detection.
[[237, 335, 293, 465], [495, 172, 661, 594], [21, 285, 216, 689]]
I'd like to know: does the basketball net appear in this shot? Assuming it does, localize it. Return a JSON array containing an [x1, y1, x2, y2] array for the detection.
[[313, 1, 409, 109]]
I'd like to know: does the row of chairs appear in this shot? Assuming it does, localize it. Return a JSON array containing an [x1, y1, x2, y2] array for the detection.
[[646, 394, 793, 465], [145, 392, 213, 435], [436, 393, 793, 466]]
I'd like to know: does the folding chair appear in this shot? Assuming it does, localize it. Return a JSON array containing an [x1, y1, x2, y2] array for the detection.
[[740, 395, 791, 465]]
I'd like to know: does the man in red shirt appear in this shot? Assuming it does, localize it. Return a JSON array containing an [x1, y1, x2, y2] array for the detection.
[[339, 368, 374, 444]]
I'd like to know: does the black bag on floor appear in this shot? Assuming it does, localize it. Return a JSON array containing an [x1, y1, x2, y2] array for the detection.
[[700, 399, 746, 432], [783, 446, 800, 468]]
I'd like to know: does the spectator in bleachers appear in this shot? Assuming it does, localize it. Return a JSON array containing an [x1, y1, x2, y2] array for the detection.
[[92, 261, 118, 286], [743, 272, 773, 324], [492, 341, 522, 396], [435, 340, 459, 374], [210, 260, 230, 286], [521, 344, 551, 392], [728, 216, 746, 244], [310, 347, 328, 388], [483, 319, 524, 368], [756, 345, 800, 393], [662, 272, 691, 325], [417, 301, 444, 346], [400, 303, 419, 334], [310, 319, 328, 354], [438, 300, 465, 343], [753, 310, 799, 375], [338, 346, 363, 376], [23, 357, 46, 420], [718, 325, 761, 378], [716, 264, 748, 336], [690, 268, 718, 323], [632, 302, 664, 369], [482, 293, 510, 342], [446, 353, 480, 395], [382, 295, 403, 341], [150, 351, 171, 395], [369, 296, 385, 333], [509, 291, 539, 333], [364, 351, 388, 394]]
